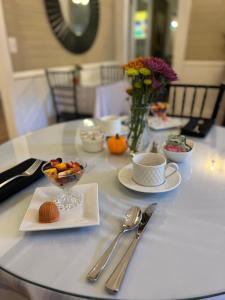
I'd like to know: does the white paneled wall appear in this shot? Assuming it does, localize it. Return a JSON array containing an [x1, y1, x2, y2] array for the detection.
[[180, 61, 225, 85], [13, 73, 53, 135]]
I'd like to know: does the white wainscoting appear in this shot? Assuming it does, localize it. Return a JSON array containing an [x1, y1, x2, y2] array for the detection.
[[13, 73, 53, 135], [12, 61, 119, 135]]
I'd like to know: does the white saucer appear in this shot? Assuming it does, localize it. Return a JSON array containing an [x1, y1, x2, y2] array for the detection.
[[118, 164, 181, 193]]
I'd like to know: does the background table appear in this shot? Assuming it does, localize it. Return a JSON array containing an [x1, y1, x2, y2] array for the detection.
[[76, 81, 130, 118], [0, 120, 225, 300]]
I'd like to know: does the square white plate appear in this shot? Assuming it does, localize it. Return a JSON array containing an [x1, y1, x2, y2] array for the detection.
[[19, 183, 99, 232], [148, 116, 189, 130]]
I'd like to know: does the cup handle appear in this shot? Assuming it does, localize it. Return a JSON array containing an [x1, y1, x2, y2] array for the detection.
[[165, 163, 179, 178]]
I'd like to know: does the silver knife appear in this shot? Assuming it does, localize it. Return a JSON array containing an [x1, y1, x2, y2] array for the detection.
[[105, 203, 157, 294]]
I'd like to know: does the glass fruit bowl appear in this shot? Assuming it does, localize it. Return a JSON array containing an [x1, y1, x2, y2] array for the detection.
[[42, 158, 87, 210]]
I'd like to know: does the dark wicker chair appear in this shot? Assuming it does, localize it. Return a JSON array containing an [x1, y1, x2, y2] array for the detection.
[[166, 83, 225, 137], [100, 64, 124, 85], [45, 67, 92, 123]]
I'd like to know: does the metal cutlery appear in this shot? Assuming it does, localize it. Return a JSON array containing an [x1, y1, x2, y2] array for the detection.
[[0, 159, 43, 189], [105, 203, 157, 294], [87, 206, 142, 282]]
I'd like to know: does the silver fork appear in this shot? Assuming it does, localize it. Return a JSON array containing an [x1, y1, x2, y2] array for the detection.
[[0, 159, 43, 189]]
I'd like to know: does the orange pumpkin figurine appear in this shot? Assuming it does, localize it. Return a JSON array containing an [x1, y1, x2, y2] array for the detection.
[[107, 134, 128, 155]]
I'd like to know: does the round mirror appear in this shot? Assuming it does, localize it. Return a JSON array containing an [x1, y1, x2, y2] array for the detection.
[[59, 0, 91, 36], [44, 0, 99, 54]]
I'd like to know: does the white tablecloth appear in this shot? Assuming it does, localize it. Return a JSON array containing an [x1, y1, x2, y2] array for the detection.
[[1, 121, 225, 300], [94, 81, 130, 118], [0, 268, 82, 299], [76, 85, 96, 115], [76, 81, 130, 118]]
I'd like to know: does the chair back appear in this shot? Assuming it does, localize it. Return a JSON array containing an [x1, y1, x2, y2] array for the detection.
[[100, 64, 124, 85], [45, 68, 79, 122], [167, 83, 225, 121]]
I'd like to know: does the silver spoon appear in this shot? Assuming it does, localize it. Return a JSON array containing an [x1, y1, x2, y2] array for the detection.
[[87, 206, 142, 282]]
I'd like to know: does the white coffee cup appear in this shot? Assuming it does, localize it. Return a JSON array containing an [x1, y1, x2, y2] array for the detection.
[[100, 115, 121, 136], [132, 153, 178, 187]]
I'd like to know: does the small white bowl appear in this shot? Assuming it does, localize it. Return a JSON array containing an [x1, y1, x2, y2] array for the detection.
[[80, 127, 104, 153], [163, 139, 194, 163], [82, 138, 104, 153]]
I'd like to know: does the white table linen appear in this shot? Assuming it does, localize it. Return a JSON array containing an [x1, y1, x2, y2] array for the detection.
[[74, 81, 130, 118], [0, 268, 82, 300], [94, 81, 130, 118], [76, 85, 96, 116], [0, 121, 225, 300]]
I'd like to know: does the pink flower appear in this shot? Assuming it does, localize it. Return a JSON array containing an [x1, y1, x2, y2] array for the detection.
[[152, 78, 162, 89], [144, 57, 178, 82]]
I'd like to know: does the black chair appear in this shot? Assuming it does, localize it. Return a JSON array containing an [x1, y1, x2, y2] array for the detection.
[[166, 83, 225, 137], [100, 64, 124, 85], [45, 68, 92, 123]]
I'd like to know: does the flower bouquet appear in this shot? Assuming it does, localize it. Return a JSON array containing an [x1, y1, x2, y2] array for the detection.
[[123, 57, 177, 153]]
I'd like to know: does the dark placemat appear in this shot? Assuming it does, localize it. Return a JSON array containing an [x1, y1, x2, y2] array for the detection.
[[181, 118, 213, 138], [0, 158, 45, 203]]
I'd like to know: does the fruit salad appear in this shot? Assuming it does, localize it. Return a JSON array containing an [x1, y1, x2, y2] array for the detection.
[[164, 135, 192, 152], [150, 102, 168, 120], [43, 158, 85, 187]]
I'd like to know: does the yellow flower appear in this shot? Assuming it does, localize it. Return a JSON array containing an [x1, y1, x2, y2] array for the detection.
[[126, 68, 139, 76], [144, 79, 152, 85], [134, 82, 142, 88], [139, 68, 151, 76]]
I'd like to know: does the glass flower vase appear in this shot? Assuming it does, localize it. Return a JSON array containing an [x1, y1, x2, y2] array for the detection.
[[128, 105, 151, 154]]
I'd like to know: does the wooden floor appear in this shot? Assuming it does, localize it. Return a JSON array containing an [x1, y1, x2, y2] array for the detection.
[[0, 101, 8, 144]]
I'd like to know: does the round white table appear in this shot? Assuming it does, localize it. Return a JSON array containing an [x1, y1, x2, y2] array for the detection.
[[0, 120, 225, 300]]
